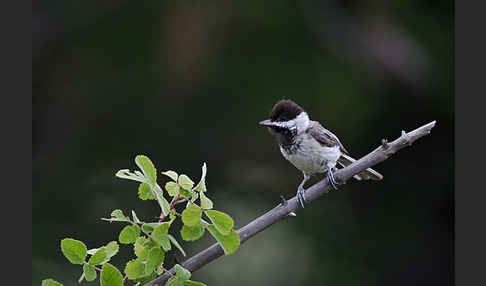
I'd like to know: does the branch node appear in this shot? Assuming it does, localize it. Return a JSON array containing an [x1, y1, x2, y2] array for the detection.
[[288, 212, 297, 217], [280, 195, 287, 206], [401, 130, 412, 146], [381, 138, 389, 149]]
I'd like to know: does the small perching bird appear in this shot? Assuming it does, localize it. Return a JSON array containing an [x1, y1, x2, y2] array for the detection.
[[259, 99, 383, 208]]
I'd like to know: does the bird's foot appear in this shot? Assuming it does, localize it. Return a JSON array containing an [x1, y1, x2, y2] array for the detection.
[[327, 167, 339, 190], [296, 185, 306, 209]]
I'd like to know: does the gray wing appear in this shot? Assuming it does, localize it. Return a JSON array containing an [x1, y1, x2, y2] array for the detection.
[[307, 121, 349, 154]]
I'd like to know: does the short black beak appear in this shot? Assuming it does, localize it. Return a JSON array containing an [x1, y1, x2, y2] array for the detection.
[[259, 119, 274, 127]]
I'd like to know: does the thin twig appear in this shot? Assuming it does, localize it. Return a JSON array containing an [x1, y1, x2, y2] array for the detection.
[[145, 121, 436, 286]]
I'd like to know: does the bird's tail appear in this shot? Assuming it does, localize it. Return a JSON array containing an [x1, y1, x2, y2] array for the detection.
[[337, 153, 383, 181]]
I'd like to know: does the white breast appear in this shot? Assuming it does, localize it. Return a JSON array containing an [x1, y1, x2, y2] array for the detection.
[[280, 140, 341, 175]]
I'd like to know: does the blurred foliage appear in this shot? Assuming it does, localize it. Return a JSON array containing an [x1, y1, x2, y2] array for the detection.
[[33, 0, 453, 285]]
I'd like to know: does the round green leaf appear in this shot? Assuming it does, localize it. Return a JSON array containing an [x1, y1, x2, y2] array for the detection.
[[119, 225, 140, 244], [207, 225, 240, 255], [180, 223, 204, 241], [178, 174, 194, 190], [42, 279, 63, 286], [135, 155, 157, 186], [104, 241, 119, 261], [83, 264, 97, 281], [204, 210, 234, 235], [101, 263, 123, 286], [145, 247, 165, 275], [88, 247, 107, 265], [138, 183, 155, 200], [134, 237, 150, 261], [162, 170, 178, 181], [174, 264, 191, 281], [125, 259, 145, 280], [60, 238, 87, 265], [182, 205, 202, 227], [165, 182, 180, 196]]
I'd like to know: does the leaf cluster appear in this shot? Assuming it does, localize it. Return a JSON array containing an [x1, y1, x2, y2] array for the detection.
[[43, 155, 240, 286]]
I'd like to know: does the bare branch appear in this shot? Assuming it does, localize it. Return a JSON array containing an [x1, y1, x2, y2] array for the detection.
[[145, 120, 436, 286]]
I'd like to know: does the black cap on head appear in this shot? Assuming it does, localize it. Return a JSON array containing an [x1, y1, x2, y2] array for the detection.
[[269, 99, 304, 122]]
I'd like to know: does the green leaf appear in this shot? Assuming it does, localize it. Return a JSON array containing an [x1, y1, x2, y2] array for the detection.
[[119, 225, 140, 244], [182, 205, 202, 227], [180, 188, 195, 199], [145, 247, 165, 275], [101, 263, 123, 286], [180, 223, 204, 241], [183, 281, 207, 286], [165, 182, 180, 196], [162, 170, 178, 181], [41, 279, 63, 286], [151, 223, 172, 251], [152, 233, 171, 251], [138, 183, 155, 200], [199, 192, 213, 210], [135, 155, 157, 186], [168, 234, 186, 257], [134, 246, 148, 261], [60, 238, 87, 264], [204, 210, 234, 235], [156, 236, 171, 251], [102, 209, 131, 222], [134, 237, 150, 261], [125, 259, 145, 280], [178, 174, 194, 190], [88, 247, 107, 265], [153, 222, 171, 235], [174, 264, 191, 281], [207, 225, 240, 255], [194, 163, 207, 193], [142, 222, 161, 233], [104, 241, 119, 261], [115, 169, 146, 183], [83, 264, 97, 281], [89, 241, 118, 265], [166, 277, 182, 286]]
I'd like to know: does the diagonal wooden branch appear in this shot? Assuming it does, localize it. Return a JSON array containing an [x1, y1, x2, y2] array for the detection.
[[145, 120, 436, 286]]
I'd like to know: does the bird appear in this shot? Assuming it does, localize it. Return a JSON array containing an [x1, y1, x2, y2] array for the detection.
[[259, 99, 383, 208]]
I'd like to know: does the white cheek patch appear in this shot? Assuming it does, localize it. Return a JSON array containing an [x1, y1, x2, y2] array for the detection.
[[272, 112, 309, 130], [294, 112, 309, 133]]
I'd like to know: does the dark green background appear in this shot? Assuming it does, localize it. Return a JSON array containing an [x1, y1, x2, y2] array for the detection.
[[33, 1, 453, 285]]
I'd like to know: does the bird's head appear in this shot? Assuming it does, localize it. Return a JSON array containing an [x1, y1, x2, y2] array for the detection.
[[259, 99, 310, 140]]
